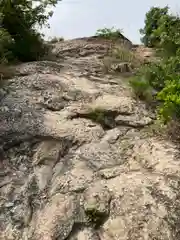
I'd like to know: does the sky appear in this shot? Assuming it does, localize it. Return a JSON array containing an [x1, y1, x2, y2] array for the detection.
[[44, 0, 180, 44]]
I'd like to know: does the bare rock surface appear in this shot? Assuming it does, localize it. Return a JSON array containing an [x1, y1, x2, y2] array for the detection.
[[1, 37, 180, 240]]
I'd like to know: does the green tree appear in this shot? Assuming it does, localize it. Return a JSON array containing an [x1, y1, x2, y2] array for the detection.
[[140, 6, 169, 47], [0, 0, 61, 62], [153, 13, 180, 57], [131, 6, 180, 123]]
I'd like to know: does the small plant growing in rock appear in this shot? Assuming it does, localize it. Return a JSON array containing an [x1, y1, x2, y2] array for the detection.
[[87, 108, 106, 125], [84, 107, 117, 129], [129, 75, 153, 102], [95, 27, 123, 40]]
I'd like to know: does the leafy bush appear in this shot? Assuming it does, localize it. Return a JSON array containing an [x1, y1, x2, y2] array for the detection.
[[95, 27, 123, 40], [11, 30, 46, 62], [129, 74, 153, 101], [0, 28, 13, 63], [134, 57, 180, 91], [130, 56, 180, 117], [157, 78, 180, 122]]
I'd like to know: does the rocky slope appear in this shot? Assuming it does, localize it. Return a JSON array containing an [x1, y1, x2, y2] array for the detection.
[[0, 37, 180, 240]]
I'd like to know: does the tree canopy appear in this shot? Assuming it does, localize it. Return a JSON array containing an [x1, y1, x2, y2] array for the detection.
[[140, 6, 180, 57], [140, 6, 169, 47], [130, 6, 180, 124], [0, 0, 61, 62]]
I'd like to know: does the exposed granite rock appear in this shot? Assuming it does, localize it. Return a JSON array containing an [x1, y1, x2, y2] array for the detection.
[[1, 37, 180, 240], [68, 227, 100, 240], [83, 183, 112, 227], [31, 193, 77, 240]]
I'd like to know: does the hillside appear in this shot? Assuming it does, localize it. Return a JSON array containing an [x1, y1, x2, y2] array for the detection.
[[0, 37, 179, 240]]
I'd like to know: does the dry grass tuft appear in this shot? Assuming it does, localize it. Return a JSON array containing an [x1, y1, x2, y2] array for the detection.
[[101, 43, 156, 75], [101, 44, 141, 74]]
